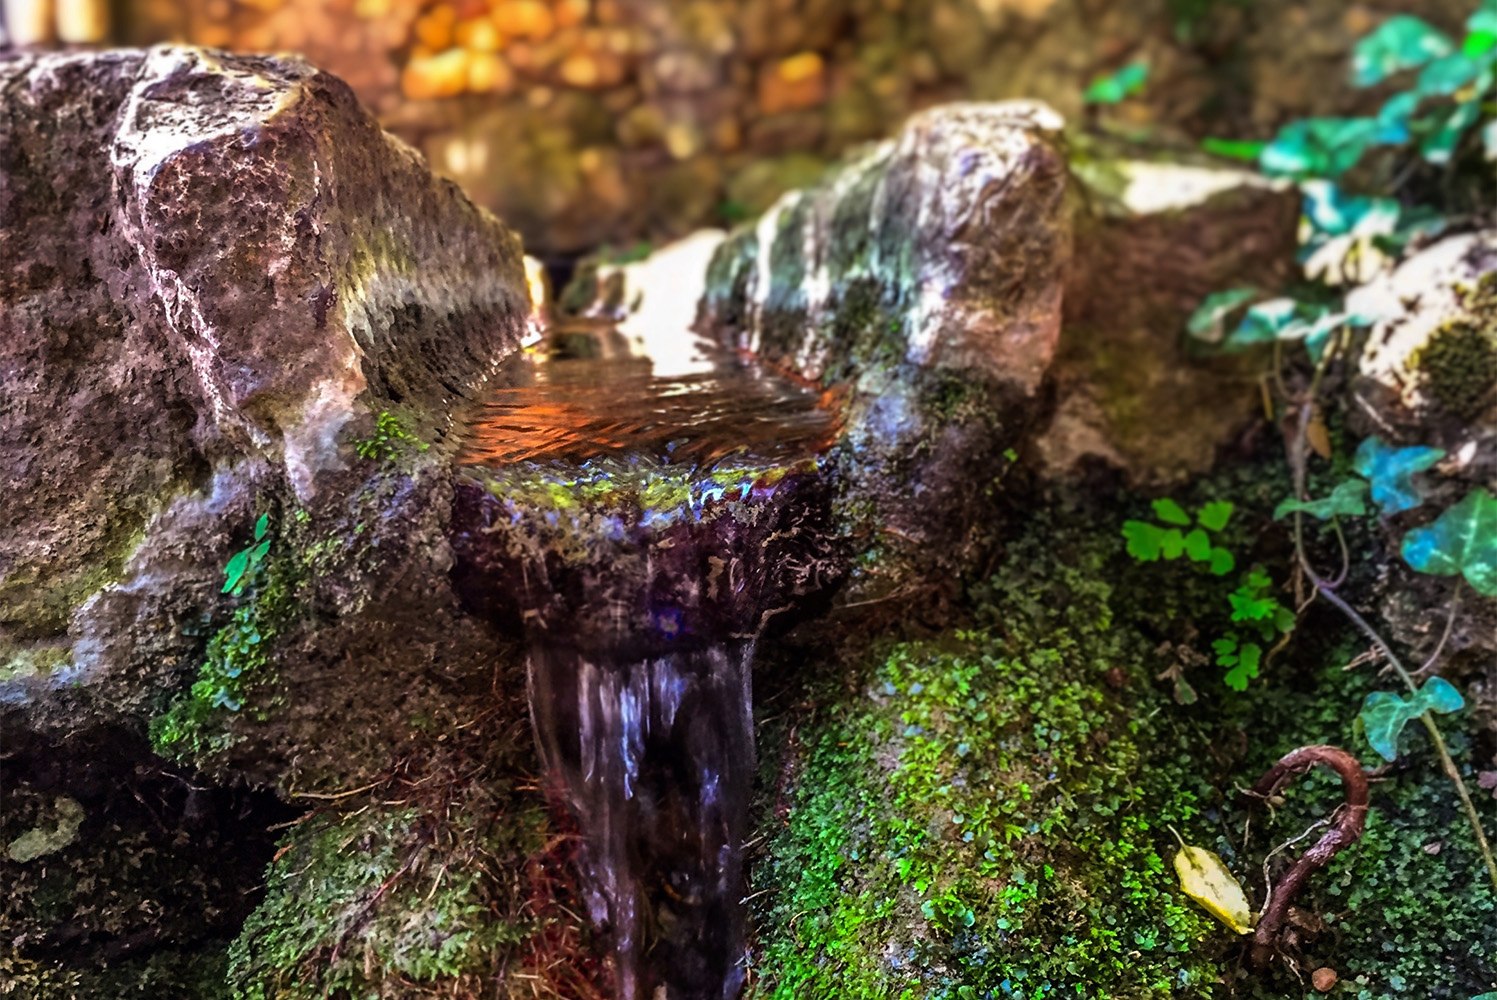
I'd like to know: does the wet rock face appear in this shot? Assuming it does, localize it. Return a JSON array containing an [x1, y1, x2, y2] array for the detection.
[[451, 458, 843, 658], [0, 47, 529, 782], [696, 102, 1071, 598]]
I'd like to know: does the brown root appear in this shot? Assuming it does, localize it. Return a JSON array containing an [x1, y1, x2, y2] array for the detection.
[[1247, 744, 1370, 967]]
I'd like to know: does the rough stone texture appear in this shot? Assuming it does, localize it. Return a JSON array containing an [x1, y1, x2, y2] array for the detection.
[[696, 101, 1071, 601], [1041, 157, 1302, 484], [0, 46, 530, 787], [1349, 233, 1497, 447]]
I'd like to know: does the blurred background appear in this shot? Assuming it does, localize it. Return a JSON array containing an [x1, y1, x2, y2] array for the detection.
[[0, 0, 1473, 258]]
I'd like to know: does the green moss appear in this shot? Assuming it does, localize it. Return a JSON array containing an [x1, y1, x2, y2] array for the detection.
[[354, 410, 429, 463], [1411, 320, 1497, 418], [150, 534, 303, 764], [753, 524, 1224, 998], [228, 795, 549, 1000], [753, 475, 1495, 998]]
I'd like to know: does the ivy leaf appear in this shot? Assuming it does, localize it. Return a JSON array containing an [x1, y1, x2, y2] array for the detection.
[[1351, 15, 1455, 87], [1174, 845, 1254, 934], [1302, 181, 1402, 238], [1466, 5, 1497, 57], [1415, 52, 1483, 96], [1352, 437, 1445, 514], [1197, 501, 1234, 532], [1187, 288, 1259, 343], [1274, 479, 1370, 521], [1260, 118, 1380, 179], [1401, 488, 1497, 596], [1085, 61, 1149, 104], [222, 549, 251, 595], [1153, 498, 1191, 526], [1419, 96, 1484, 164], [1360, 678, 1466, 761]]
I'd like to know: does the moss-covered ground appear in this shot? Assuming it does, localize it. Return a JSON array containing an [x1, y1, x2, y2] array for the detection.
[[747, 469, 1497, 999]]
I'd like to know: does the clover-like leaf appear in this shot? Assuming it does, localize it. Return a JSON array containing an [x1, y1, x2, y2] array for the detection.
[[1197, 501, 1234, 532], [1351, 15, 1454, 87], [1123, 521, 1163, 561], [1084, 61, 1149, 104], [1352, 437, 1445, 514], [1224, 642, 1262, 691], [1401, 488, 1497, 596], [1208, 547, 1235, 576], [1274, 479, 1370, 521], [1152, 498, 1191, 526], [1184, 529, 1212, 563]]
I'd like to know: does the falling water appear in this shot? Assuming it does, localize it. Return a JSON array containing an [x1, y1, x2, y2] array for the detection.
[[451, 322, 842, 998], [529, 644, 756, 1000]]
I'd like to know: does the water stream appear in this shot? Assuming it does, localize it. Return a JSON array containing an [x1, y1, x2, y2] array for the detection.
[[451, 324, 843, 998]]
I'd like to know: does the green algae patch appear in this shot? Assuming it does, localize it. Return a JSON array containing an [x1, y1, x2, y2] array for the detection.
[[473, 455, 819, 525]]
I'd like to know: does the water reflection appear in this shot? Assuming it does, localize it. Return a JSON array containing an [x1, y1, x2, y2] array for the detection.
[[455, 320, 841, 469]]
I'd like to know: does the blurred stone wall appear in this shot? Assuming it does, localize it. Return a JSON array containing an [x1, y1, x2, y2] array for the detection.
[[5, 0, 1474, 254]]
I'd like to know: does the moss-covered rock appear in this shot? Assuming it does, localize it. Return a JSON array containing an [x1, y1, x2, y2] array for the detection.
[[749, 482, 1497, 997]]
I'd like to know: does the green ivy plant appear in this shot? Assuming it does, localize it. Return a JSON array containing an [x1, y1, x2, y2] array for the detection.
[[1279, 436, 1497, 893], [1188, 3, 1497, 361]]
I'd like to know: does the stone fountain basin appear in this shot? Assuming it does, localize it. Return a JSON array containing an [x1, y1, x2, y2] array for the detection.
[[449, 455, 842, 658]]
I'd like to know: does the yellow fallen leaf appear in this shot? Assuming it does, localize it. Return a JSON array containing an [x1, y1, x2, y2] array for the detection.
[[1174, 845, 1255, 935]]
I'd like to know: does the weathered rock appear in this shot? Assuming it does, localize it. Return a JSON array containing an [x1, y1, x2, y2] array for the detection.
[[697, 101, 1071, 600], [1041, 156, 1301, 484], [0, 46, 529, 788], [1349, 233, 1497, 447]]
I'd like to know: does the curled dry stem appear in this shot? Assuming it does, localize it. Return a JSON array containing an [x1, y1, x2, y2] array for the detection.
[[1248, 745, 1370, 967]]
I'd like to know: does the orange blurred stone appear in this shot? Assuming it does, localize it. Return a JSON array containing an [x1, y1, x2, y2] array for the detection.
[[402, 48, 470, 99], [355, 0, 392, 17], [711, 117, 742, 152], [239, 0, 287, 11], [554, 0, 588, 29], [415, 6, 456, 49], [558, 51, 600, 87], [467, 51, 514, 92], [1311, 968, 1338, 992], [757, 51, 827, 115], [492, 0, 554, 40], [455, 16, 501, 50]]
